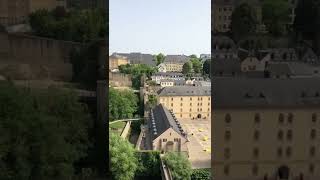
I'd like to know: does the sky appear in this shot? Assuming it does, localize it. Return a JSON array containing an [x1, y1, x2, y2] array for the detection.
[[109, 0, 211, 56]]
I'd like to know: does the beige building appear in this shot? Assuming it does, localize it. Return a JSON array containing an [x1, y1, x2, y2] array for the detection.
[[212, 78, 320, 180], [212, 0, 262, 33], [109, 54, 129, 71], [163, 62, 184, 72], [149, 104, 188, 154], [158, 86, 211, 120], [0, 0, 66, 26]]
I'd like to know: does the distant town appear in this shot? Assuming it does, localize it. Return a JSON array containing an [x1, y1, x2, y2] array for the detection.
[[109, 52, 212, 179]]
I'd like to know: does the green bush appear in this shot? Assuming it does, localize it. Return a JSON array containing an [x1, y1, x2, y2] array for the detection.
[[191, 169, 211, 180]]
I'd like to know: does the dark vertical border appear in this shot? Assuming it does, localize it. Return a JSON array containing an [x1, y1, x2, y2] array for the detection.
[[210, 0, 214, 179]]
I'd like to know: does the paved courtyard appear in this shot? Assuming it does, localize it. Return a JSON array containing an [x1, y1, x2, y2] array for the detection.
[[180, 119, 211, 169]]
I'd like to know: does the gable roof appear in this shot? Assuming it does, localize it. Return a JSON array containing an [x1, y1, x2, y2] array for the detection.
[[164, 55, 190, 63], [150, 104, 186, 140], [213, 77, 320, 108], [158, 86, 211, 96]]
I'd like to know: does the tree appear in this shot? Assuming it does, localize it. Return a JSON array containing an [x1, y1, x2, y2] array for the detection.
[[294, 0, 318, 39], [135, 151, 161, 178], [231, 3, 257, 41], [0, 82, 91, 180], [182, 62, 193, 75], [262, 0, 290, 36], [191, 169, 211, 180], [163, 152, 192, 180], [203, 59, 211, 75], [109, 87, 138, 121], [29, 9, 107, 43], [190, 58, 202, 74], [147, 95, 157, 109], [154, 53, 165, 66], [109, 133, 137, 180]]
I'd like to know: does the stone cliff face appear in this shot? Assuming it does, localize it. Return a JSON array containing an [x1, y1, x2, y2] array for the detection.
[[0, 31, 82, 81]]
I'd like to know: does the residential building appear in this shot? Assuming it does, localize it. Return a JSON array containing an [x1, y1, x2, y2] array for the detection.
[[212, 78, 320, 180], [158, 86, 211, 120], [162, 55, 190, 72], [160, 79, 174, 87], [113, 52, 156, 66], [212, 0, 262, 33], [151, 72, 184, 85], [109, 54, 129, 71], [157, 63, 167, 73], [163, 62, 184, 72], [149, 104, 188, 154], [212, 35, 238, 60]]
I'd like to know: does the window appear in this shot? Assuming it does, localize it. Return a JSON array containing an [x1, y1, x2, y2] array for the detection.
[[309, 164, 315, 174], [277, 147, 283, 157], [174, 138, 179, 142], [287, 130, 292, 141], [254, 130, 260, 141], [288, 113, 293, 124], [208, 103, 210, 106], [225, 131, 231, 141], [180, 109, 183, 112], [312, 113, 317, 123], [189, 114, 191, 117], [279, 113, 284, 124], [180, 114, 182, 118], [311, 129, 316, 140], [225, 114, 231, 124], [190, 97, 192, 100], [286, 147, 292, 157], [163, 139, 167, 142], [224, 148, 230, 159], [181, 98, 183, 101], [252, 164, 258, 176], [310, 146, 316, 157], [171, 98, 173, 101], [224, 165, 229, 176], [253, 148, 259, 159], [254, 113, 260, 124], [190, 103, 192, 106], [278, 130, 284, 140], [171, 103, 173, 107], [180, 103, 183, 106]]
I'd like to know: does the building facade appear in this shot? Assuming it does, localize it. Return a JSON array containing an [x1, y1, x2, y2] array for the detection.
[[109, 54, 129, 71], [158, 86, 211, 120], [212, 78, 320, 180], [149, 104, 188, 154]]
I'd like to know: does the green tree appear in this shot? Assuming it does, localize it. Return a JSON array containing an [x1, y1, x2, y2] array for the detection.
[[191, 169, 211, 180], [109, 87, 138, 121], [202, 59, 211, 76], [135, 151, 161, 178], [182, 62, 193, 75], [147, 95, 157, 109], [154, 53, 165, 66], [231, 3, 257, 41], [262, 0, 290, 36], [163, 152, 192, 180], [29, 9, 107, 43], [190, 58, 202, 74], [294, 0, 318, 39], [109, 133, 137, 180], [0, 82, 91, 180]]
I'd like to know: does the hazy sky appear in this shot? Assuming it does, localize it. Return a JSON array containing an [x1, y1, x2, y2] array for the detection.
[[109, 0, 211, 56]]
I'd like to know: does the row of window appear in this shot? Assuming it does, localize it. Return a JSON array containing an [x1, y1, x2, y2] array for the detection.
[[162, 138, 179, 142], [218, 7, 232, 12], [176, 108, 210, 112], [171, 103, 211, 107], [223, 164, 315, 176], [224, 113, 318, 124], [224, 129, 317, 142]]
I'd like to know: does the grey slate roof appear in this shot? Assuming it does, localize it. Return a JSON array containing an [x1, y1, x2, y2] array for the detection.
[[150, 104, 185, 140], [164, 55, 190, 63], [212, 58, 241, 76], [213, 77, 320, 108], [113, 52, 156, 66], [158, 86, 211, 96]]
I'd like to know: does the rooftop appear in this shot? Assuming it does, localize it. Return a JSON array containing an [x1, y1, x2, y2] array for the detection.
[[158, 86, 211, 96]]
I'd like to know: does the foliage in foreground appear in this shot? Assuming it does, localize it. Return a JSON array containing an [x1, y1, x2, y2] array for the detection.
[[108, 87, 138, 121], [191, 169, 211, 180], [109, 133, 137, 180], [135, 151, 161, 178], [0, 82, 91, 180], [163, 152, 192, 180], [29, 8, 107, 43]]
